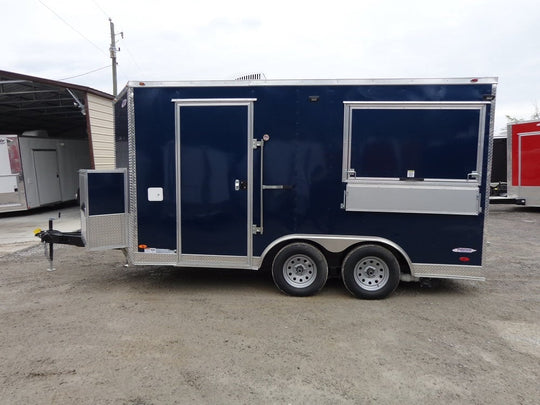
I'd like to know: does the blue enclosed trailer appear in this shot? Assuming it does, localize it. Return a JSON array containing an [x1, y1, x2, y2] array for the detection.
[[39, 77, 497, 299]]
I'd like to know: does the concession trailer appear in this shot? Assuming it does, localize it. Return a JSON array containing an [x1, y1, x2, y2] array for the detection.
[[37, 77, 498, 299]]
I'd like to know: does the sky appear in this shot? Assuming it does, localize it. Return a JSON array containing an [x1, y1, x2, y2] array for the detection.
[[2, 0, 540, 133]]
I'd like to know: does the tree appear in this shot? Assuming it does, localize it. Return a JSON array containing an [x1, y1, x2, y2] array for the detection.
[[500, 102, 539, 136], [506, 102, 540, 123]]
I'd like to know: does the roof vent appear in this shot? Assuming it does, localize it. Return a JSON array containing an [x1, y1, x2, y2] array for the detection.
[[235, 73, 266, 81]]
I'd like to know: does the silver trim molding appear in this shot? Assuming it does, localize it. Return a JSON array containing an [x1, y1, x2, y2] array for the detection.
[[127, 87, 138, 264], [517, 131, 540, 186], [341, 101, 488, 183], [171, 98, 257, 105], [258, 233, 413, 270], [173, 98, 256, 267], [412, 263, 484, 281], [129, 78, 498, 88]]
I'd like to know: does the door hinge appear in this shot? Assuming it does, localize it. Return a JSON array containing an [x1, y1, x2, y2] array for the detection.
[[252, 224, 262, 234], [253, 139, 263, 149]]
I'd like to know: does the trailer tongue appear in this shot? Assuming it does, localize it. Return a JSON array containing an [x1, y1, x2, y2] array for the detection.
[[34, 217, 84, 271], [35, 77, 497, 299]]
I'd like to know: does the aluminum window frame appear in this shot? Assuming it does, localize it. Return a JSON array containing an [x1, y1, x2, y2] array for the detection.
[[172, 98, 257, 267], [341, 101, 489, 185]]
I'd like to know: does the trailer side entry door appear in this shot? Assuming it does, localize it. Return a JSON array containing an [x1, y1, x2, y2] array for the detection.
[[174, 99, 255, 267], [517, 131, 540, 187], [342, 102, 487, 215]]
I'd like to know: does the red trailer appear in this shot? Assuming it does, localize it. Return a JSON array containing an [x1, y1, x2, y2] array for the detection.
[[507, 119, 540, 206]]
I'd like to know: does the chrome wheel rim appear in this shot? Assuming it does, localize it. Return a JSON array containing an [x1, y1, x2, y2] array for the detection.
[[282, 254, 317, 288], [353, 256, 389, 291]]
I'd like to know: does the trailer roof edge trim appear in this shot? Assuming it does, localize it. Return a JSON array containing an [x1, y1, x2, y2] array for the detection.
[[128, 77, 498, 88], [507, 119, 540, 126]]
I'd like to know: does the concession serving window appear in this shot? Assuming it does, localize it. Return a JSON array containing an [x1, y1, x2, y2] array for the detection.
[[341, 102, 488, 215]]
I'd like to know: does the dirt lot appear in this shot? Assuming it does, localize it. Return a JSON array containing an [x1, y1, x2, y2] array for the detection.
[[0, 205, 538, 404]]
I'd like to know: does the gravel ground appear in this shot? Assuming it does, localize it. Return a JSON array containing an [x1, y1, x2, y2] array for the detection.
[[0, 205, 538, 404]]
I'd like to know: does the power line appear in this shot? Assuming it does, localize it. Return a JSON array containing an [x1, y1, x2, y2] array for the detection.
[[58, 65, 111, 81], [89, 0, 109, 19], [124, 45, 143, 73], [38, 0, 106, 56]]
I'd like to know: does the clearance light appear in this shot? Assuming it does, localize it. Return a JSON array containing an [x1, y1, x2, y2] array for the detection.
[[138, 244, 148, 249], [459, 257, 470, 262], [470, 78, 479, 83]]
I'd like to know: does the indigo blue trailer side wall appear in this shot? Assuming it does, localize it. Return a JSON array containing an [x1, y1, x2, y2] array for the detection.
[[127, 82, 494, 266]]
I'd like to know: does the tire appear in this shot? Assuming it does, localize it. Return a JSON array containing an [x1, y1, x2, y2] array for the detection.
[[341, 244, 400, 299], [271, 242, 328, 297]]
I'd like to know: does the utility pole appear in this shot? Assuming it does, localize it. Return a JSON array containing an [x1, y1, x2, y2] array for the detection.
[[109, 18, 121, 97]]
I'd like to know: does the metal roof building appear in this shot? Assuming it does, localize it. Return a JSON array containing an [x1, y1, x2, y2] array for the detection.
[[0, 70, 115, 169]]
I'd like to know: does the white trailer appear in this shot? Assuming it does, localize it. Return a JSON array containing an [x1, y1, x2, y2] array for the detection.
[[0, 135, 90, 213]]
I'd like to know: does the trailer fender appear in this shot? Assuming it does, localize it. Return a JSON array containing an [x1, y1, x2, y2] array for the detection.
[[258, 234, 413, 273]]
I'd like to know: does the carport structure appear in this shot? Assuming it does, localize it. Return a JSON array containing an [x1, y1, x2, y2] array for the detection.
[[0, 70, 115, 169]]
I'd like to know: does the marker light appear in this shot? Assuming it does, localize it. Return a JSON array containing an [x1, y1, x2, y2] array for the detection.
[[459, 257, 470, 262]]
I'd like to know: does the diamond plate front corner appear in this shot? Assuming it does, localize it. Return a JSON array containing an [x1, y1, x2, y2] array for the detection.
[[85, 213, 128, 250]]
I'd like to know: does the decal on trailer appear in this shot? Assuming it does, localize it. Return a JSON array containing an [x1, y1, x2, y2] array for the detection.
[[452, 248, 477, 253]]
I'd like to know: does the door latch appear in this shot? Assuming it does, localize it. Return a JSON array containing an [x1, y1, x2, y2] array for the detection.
[[467, 171, 479, 181], [234, 179, 247, 191]]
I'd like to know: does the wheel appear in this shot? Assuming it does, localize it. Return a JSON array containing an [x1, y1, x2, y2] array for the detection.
[[341, 244, 400, 299], [271, 242, 328, 297]]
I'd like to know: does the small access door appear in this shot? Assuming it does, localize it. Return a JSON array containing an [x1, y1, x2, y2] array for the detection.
[[174, 99, 255, 267], [33, 149, 62, 205], [80, 169, 128, 250]]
